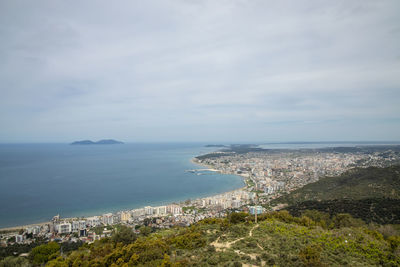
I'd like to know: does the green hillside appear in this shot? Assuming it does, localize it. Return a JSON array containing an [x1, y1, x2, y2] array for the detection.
[[3, 211, 399, 266], [285, 198, 400, 224], [274, 165, 400, 205], [272, 165, 400, 224]]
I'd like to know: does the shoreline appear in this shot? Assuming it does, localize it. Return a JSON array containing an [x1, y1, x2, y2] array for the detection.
[[0, 155, 246, 231], [0, 221, 50, 232]]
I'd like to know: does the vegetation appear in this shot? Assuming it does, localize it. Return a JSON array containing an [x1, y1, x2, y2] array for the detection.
[[0, 256, 30, 267], [285, 198, 400, 224], [1, 211, 397, 266], [29, 242, 60, 265], [0, 239, 46, 260], [2, 165, 399, 266], [275, 165, 400, 205], [111, 225, 137, 245], [272, 165, 400, 226]]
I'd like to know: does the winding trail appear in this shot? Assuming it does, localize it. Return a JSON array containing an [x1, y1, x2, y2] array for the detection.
[[210, 224, 266, 266], [249, 224, 259, 237], [210, 224, 259, 250]]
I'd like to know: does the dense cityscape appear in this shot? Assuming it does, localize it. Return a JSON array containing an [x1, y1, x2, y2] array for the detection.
[[2, 145, 399, 250]]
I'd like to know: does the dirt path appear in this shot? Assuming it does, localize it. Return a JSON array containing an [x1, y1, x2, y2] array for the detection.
[[249, 224, 259, 237], [211, 224, 259, 250], [210, 224, 267, 266]]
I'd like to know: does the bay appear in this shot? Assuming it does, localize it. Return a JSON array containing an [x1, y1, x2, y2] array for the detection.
[[0, 143, 243, 228], [1, 141, 397, 228]]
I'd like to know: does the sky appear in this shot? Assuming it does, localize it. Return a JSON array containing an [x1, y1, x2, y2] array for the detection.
[[0, 0, 399, 143]]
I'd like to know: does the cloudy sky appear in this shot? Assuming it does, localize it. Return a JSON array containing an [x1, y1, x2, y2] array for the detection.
[[1, 0, 399, 142]]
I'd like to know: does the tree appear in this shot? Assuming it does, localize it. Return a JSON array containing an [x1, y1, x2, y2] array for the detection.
[[29, 242, 60, 265], [228, 212, 248, 224], [46, 256, 68, 267], [112, 225, 137, 245], [332, 213, 364, 228], [138, 226, 152, 236], [0, 256, 30, 267]]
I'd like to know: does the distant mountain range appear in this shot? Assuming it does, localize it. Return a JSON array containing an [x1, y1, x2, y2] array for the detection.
[[70, 139, 124, 145]]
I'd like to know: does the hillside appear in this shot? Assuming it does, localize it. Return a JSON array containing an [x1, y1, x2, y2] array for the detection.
[[272, 165, 400, 224], [274, 165, 400, 204], [5, 211, 398, 266], [285, 198, 400, 224]]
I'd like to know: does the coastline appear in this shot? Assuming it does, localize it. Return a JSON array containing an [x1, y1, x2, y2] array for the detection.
[[0, 154, 246, 231], [190, 157, 248, 194], [0, 221, 50, 232]]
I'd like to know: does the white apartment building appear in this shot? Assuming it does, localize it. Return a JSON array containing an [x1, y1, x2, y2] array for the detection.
[[144, 206, 154, 215], [102, 213, 113, 225], [58, 222, 72, 234]]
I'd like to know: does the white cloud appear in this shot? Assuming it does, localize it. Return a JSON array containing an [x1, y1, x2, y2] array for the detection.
[[0, 0, 399, 142]]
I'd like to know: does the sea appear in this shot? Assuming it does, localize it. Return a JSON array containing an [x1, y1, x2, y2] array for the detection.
[[0, 143, 244, 228], [0, 141, 398, 228]]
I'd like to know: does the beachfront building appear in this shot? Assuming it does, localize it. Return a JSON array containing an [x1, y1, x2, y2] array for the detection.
[[57, 222, 72, 234], [167, 204, 182, 215], [120, 211, 131, 222], [87, 216, 101, 227], [72, 220, 86, 232], [26, 226, 41, 235], [154, 206, 167, 215], [144, 206, 154, 215], [131, 208, 145, 218], [102, 213, 113, 225]]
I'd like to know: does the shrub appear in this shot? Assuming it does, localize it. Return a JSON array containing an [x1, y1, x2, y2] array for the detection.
[[299, 244, 323, 267], [332, 213, 365, 228], [229, 212, 249, 224], [111, 225, 137, 245], [0, 256, 30, 267], [29, 241, 60, 265]]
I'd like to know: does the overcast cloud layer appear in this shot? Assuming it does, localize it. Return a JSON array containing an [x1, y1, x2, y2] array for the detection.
[[1, 0, 399, 142]]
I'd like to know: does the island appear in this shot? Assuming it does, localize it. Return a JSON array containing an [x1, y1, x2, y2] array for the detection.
[[70, 139, 124, 145], [204, 144, 227, 147]]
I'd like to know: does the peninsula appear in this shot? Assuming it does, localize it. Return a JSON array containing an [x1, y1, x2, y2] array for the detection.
[[70, 139, 124, 145]]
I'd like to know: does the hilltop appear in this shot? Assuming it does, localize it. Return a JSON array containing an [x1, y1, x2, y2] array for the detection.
[[70, 139, 124, 145]]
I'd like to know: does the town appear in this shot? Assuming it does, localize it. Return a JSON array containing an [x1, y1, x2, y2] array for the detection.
[[1, 146, 399, 250]]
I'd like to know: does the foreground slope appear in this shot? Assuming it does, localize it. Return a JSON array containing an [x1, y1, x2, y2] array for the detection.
[[35, 212, 400, 266]]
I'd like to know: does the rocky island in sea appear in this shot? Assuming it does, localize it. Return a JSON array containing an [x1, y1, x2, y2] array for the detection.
[[70, 139, 124, 145], [204, 144, 227, 147]]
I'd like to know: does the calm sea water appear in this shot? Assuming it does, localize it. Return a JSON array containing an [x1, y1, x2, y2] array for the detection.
[[0, 143, 244, 228]]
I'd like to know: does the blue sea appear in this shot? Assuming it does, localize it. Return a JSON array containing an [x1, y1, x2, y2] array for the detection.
[[0, 143, 244, 228], [0, 141, 398, 228]]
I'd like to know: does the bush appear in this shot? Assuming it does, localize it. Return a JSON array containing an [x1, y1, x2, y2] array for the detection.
[[377, 225, 399, 238], [168, 227, 206, 250], [111, 225, 137, 245], [0, 256, 30, 267], [332, 213, 364, 228], [228, 212, 249, 224], [29, 242, 60, 265], [299, 244, 323, 267]]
